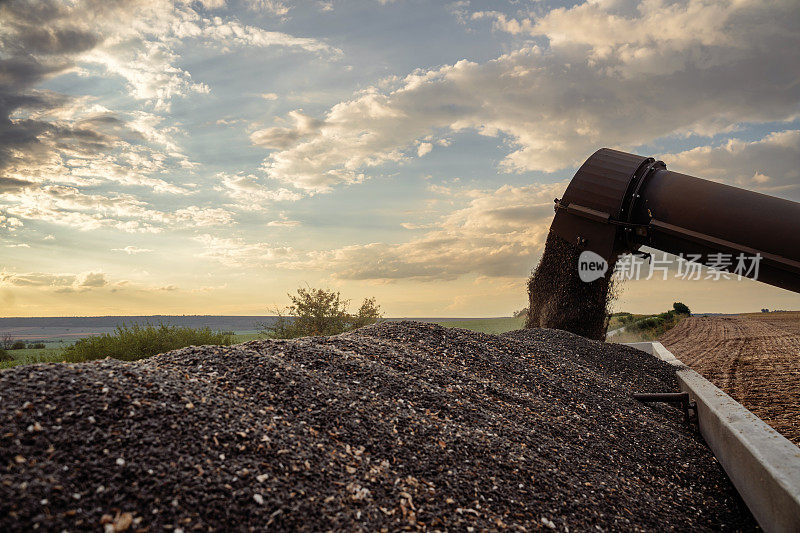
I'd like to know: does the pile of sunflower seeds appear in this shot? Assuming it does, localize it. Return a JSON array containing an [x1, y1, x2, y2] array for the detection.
[[1, 321, 754, 531]]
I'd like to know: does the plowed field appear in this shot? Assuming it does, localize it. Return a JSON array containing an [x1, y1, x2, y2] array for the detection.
[[660, 313, 800, 446]]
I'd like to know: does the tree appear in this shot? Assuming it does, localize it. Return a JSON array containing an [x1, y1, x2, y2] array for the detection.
[[513, 308, 529, 319], [351, 297, 383, 329], [10, 340, 25, 350], [672, 302, 691, 315], [263, 287, 383, 339]]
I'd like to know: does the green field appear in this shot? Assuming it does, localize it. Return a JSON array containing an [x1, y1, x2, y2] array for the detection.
[[431, 316, 525, 334], [1, 347, 67, 368], [232, 332, 261, 343], [0, 332, 261, 369]]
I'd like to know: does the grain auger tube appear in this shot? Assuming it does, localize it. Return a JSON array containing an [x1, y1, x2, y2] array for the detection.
[[549, 148, 800, 293]]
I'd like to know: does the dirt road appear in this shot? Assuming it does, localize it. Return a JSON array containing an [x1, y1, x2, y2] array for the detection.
[[660, 313, 800, 446]]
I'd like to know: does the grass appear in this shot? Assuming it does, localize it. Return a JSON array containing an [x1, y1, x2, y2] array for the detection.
[[60, 323, 233, 363], [0, 347, 66, 369], [608, 310, 687, 343], [432, 316, 525, 335], [607, 312, 646, 331], [232, 332, 261, 343], [432, 313, 684, 340], [0, 329, 258, 369]]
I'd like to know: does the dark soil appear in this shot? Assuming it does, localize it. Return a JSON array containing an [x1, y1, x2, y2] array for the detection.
[[1, 321, 755, 531], [526, 232, 615, 340]]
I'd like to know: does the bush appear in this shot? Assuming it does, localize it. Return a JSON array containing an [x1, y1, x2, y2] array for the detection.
[[615, 312, 635, 325], [62, 323, 232, 363], [27, 343, 46, 349], [672, 302, 691, 315], [10, 340, 26, 350], [625, 310, 684, 338], [0, 348, 10, 362], [263, 287, 382, 339]]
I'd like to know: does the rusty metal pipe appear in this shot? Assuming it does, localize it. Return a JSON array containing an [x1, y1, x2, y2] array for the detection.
[[632, 392, 691, 404], [550, 148, 800, 293], [632, 392, 697, 424]]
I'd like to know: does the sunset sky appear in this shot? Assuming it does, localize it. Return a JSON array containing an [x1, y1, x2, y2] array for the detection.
[[1, 0, 799, 317]]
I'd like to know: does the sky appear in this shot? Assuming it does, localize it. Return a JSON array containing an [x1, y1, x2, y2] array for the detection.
[[1, 0, 799, 318]]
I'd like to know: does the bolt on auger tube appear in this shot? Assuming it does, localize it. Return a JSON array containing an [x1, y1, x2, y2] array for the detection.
[[526, 148, 800, 340]]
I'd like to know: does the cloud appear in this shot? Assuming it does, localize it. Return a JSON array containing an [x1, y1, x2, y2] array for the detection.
[[197, 181, 566, 280], [215, 118, 245, 126], [250, 110, 324, 150], [5, 1, 338, 111], [190, 283, 227, 293], [0, 2, 200, 235], [215, 173, 304, 208], [0, 272, 76, 288], [78, 271, 107, 288], [256, 0, 799, 192], [247, 0, 291, 17], [1, 184, 235, 232], [194, 234, 296, 268], [401, 222, 435, 230], [0, 0, 340, 236], [174, 206, 235, 227], [0, 213, 24, 231], [471, 11, 535, 35], [0, 269, 188, 297], [663, 130, 800, 198], [0, 269, 107, 291], [195, 0, 226, 8], [0, 178, 35, 194], [1, 186, 157, 232], [266, 213, 301, 227], [112, 246, 154, 254], [1, 107, 193, 195], [199, 17, 340, 58], [293, 181, 565, 280]]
